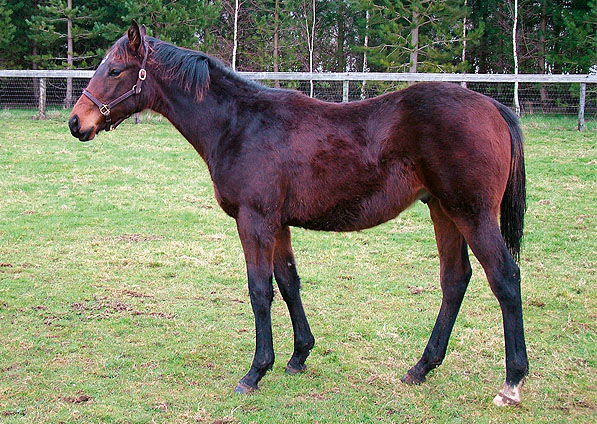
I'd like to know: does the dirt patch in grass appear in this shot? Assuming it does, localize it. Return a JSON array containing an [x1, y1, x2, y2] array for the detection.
[[71, 297, 175, 320], [122, 289, 154, 298], [63, 393, 92, 404], [107, 233, 164, 243], [1, 410, 26, 417], [1, 362, 28, 372]]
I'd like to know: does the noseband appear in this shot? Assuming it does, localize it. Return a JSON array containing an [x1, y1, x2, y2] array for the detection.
[[82, 40, 149, 131]]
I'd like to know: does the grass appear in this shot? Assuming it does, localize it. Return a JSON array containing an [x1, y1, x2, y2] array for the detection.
[[0, 110, 595, 423]]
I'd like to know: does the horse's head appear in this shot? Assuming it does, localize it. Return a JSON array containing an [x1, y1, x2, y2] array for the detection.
[[69, 21, 148, 141]]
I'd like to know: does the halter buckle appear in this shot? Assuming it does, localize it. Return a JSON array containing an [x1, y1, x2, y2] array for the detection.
[[138, 68, 147, 81], [99, 104, 110, 116]]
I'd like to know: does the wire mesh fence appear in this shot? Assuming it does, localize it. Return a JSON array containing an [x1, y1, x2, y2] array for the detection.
[[0, 77, 89, 109], [258, 79, 596, 118], [1, 72, 595, 126]]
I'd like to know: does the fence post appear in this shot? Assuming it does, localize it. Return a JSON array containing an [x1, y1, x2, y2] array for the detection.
[[342, 80, 349, 102], [38, 77, 46, 120], [578, 83, 586, 131], [513, 80, 521, 117]]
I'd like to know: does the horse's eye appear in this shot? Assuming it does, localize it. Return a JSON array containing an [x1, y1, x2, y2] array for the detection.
[[108, 69, 122, 77]]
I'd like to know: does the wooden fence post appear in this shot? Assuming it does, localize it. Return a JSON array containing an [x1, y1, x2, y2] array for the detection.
[[38, 77, 46, 120], [342, 80, 349, 102], [578, 83, 586, 131]]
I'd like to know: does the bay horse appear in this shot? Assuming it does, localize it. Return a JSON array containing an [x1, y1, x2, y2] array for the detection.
[[69, 22, 528, 406]]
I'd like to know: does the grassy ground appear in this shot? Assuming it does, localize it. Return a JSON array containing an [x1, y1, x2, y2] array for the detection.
[[0, 110, 595, 423]]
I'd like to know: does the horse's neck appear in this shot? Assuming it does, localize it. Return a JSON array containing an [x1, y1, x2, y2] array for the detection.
[[150, 67, 250, 167]]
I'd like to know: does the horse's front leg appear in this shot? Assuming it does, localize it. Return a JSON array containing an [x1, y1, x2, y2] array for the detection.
[[234, 207, 277, 394]]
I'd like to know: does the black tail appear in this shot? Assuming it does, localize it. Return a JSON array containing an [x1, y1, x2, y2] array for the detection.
[[492, 99, 526, 263]]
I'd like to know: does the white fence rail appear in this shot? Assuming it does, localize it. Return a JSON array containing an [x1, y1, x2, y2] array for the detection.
[[2, 69, 595, 82], [1, 70, 595, 129]]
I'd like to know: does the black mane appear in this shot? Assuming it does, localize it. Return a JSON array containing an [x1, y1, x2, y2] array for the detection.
[[114, 36, 267, 102]]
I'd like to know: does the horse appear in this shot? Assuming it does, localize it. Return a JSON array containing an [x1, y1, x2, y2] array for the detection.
[[69, 21, 528, 406]]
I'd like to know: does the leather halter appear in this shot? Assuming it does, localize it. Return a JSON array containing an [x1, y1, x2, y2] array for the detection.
[[82, 39, 149, 131]]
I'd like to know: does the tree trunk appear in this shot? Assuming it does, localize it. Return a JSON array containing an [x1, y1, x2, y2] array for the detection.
[[232, 0, 240, 71], [409, 10, 419, 74], [461, 0, 468, 87], [32, 39, 41, 105], [361, 8, 369, 100], [304, 0, 316, 97], [310, 0, 315, 97], [539, 0, 548, 111], [513, 0, 520, 116], [273, 0, 280, 88], [336, 0, 345, 72], [462, 0, 467, 65], [64, 0, 73, 109]]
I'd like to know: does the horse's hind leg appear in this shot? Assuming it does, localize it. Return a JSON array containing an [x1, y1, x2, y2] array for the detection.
[[273, 226, 315, 374], [402, 198, 472, 384], [451, 213, 528, 406]]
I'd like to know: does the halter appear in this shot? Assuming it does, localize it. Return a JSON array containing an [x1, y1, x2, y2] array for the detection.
[[82, 39, 149, 131]]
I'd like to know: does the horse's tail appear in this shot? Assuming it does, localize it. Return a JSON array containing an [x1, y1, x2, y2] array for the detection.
[[492, 99, 526, 263]]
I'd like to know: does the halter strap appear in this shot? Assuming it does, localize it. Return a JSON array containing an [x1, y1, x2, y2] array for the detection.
[[83, 39, 149, 131]]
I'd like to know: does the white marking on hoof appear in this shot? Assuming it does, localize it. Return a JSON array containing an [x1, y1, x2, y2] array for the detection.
[[493, 382, 522, 406]]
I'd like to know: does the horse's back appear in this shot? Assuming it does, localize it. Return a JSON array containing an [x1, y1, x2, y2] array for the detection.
[[250, 82, 513, 230]]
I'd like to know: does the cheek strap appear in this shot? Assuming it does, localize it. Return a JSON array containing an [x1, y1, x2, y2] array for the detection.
[[82, 39, 149, 131]]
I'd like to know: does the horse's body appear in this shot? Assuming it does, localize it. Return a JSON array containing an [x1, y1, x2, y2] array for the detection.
[[69, 22, 529, 406]]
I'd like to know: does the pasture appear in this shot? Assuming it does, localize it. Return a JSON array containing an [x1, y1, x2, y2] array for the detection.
[[0, 111, 595, 423]]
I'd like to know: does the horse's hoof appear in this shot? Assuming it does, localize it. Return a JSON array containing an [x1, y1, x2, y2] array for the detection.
[[285, 363, 306, 375], [234, 381, 256, 395], [401, 371, 425, 385], [493, 383, 522, 406]]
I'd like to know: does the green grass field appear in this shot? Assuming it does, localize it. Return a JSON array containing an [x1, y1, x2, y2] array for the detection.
[[0, 111, 595, 423]]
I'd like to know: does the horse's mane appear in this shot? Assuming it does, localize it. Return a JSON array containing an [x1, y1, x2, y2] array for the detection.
[[112, 36, 267, 102]]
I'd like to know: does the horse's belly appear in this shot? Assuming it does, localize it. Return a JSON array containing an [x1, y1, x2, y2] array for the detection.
[[287, 204, 392, 232], [284, 155, 424, 231], [286, 188, 421, 232]]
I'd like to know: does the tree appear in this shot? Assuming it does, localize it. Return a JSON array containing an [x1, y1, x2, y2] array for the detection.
[[0, 0, 16, 65], [123, 0, 219, 49], [274, 0, 280, 84], [231, 0, 243, 70], [0, 0, 592, 80], [361, 7, 370, 98], [362, 0, 469, 72], [551, 0, 597, 73], [288, 0, 318, 95], [512, 0, 520, 116], [26, 1, 106, 69], [305, 0, 316, 96]]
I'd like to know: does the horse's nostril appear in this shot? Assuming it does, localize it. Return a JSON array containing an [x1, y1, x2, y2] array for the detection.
[[70, 115, 79, 130], [69, 115, 80, 134]]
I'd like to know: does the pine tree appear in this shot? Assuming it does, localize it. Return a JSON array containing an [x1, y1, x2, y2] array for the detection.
[[0, 0, 592, 78], [122, 0, 220, 49], [552, 0, 597, 73], [361, 0, 469, 72], [0, 0, 16, 65]]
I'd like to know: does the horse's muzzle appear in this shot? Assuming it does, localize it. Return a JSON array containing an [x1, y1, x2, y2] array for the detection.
[[69, 114, 94, 142]]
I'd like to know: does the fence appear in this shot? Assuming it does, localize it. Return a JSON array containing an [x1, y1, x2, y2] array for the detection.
[[1, 70, 595, 129]]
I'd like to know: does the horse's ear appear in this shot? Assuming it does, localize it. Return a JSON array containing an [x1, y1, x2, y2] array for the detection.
[[140, 24, 147, 38], [127, 20, 142, 53]]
